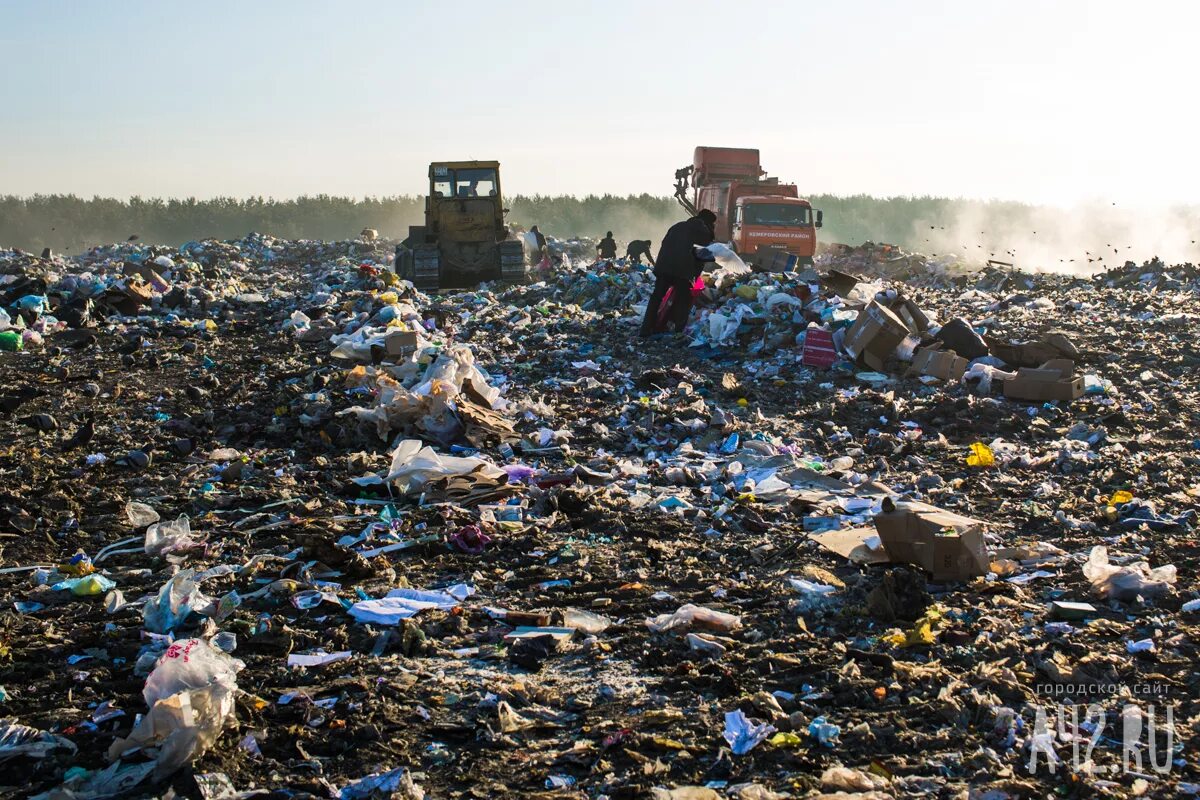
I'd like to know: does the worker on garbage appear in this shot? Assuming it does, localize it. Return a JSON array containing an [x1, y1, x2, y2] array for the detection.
[[639, 210, 716, 338], [626, 239, 655, 266], [596, 231, 617, 261]]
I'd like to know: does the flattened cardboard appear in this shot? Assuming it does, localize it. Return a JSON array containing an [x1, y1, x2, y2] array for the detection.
[[874, 502, 990, 581], [801, 328, 838, 369], [908, 345, 968, 382], [1003, 358, 1084, 402], [822, 269, 860, 298], [811, 527, 891, 565], [843, 301, 909, 371]]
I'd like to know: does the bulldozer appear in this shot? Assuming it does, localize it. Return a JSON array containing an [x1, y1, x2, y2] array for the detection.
[[395, 160, 527, 290]]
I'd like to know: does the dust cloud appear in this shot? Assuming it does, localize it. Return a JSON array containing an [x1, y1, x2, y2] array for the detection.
[[912, 202, 1200, 274]]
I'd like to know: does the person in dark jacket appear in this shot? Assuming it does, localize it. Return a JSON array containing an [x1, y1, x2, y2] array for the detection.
[[626, 239, 655, 266], [639, 210, 716, 337], [596, 231, 617, 260]]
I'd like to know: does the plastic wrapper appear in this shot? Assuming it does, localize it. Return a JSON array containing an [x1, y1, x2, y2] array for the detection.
[[0, 719, 77, 761]]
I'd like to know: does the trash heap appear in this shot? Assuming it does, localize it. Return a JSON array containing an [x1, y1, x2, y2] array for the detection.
[[1, 235, 1198, 798]]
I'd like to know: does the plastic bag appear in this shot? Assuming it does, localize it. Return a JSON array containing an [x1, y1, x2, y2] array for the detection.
[[340, 767, 425, 800], [142, 638, 243, 706], [646, 603, 742, 633], [563, 608, 612, 634], [144, 516, 204, 557], [126, 501, 160, 528], [966, 442, 996, 467], [143, 569, 213, 633], [723, 709, 776, 756], [380, 439, 506, 494], [110, 638, 244, 780], [699, 242, 750, 278], [1082, 545, 1175, 601]]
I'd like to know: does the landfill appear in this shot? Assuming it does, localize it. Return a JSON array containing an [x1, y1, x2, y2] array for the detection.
[[0, 233, 1197, 798]]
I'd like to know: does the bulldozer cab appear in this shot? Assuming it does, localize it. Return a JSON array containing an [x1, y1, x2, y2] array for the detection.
[[424, 161, 506, 246], [397, 160, 526, 291]]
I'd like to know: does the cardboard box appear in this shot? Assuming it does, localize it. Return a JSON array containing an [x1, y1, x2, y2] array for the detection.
[[754, 248, 798, 272], [908, 345, 968, 382], [801, 328, 838, 369], [985, 332, 1079, 369], [886, 295, 930, 335], [842, 301, 909, 371], [1002, 358, 1084, 402], [874, 502, 990, 581], [822, 269, 860, 298], [384, 330, 419, 361], [122, 263, 171, 293], [106, 279, 153, 315]]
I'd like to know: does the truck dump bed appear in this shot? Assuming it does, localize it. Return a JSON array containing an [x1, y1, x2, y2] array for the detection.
[[692, 147, 762, 184]]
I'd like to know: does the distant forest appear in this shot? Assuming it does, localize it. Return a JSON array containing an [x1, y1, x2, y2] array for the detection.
[[2, 192, 1046, 256]]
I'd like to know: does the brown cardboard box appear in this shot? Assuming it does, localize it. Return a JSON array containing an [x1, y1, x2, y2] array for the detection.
[[843, 301, 909, 371], [106, 279, 153, 316], [384, 330, 419, 361], [908, 345, 968, 382], [822, 269, 860, 298], [122, 263, 171, 293], [985, 332, 1079, 369], [874, 502, 990, 581], [1003, 358, 1084, 402], [753, 248, 797, 272], [886, 295, 930, 335]]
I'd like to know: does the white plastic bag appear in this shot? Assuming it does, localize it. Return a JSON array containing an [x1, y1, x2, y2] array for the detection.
[[110, 638, 244, 780], [1082, 545, 1175, 601], [144, 515, 204, 557], [381, 439, 506, 494]]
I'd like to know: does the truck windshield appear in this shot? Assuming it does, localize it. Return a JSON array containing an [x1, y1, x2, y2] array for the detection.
[[453, 168, 498, 198], [743, 203, 811, 226], [431, 168, 499, 198]]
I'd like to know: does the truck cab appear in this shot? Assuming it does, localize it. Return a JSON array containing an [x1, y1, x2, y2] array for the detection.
[[732, 196, 823, 261]]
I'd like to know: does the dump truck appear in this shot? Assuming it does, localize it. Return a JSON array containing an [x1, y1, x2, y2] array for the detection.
[[395, 161, 527, 290], [673, 146, 822, 267]]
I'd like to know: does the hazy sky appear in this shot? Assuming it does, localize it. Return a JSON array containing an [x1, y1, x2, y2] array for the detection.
[[2, 0, 1198, 206]]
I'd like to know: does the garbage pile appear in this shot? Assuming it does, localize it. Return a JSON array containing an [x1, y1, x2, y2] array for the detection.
[[1, 234, 1198, 798]]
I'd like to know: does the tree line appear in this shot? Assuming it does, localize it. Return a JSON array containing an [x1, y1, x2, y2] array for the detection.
[[1, 192, 1046, 255]]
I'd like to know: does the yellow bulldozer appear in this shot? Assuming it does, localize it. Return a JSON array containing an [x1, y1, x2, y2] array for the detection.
[[395, 160, 527, 290]]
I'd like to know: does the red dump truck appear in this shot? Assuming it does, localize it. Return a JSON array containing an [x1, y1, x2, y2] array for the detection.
[[673, 146, 822, 267]]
